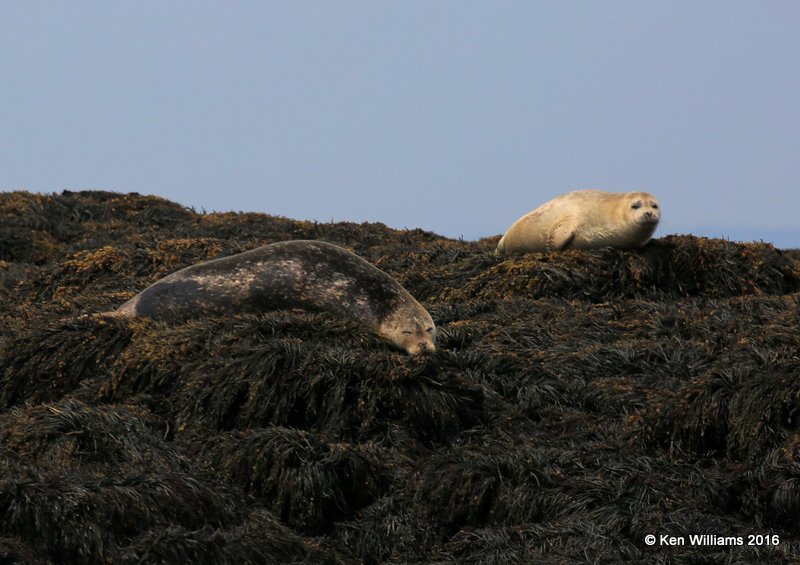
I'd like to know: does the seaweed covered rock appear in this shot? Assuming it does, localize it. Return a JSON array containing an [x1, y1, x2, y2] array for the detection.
[[0, 399, 339, 564], [1, 190, 800, 564], [202, 427, 394, 533], [442, 236, 800, 302]]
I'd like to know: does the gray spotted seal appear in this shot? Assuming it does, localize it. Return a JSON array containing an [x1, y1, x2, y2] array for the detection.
[[107, 240, 436, 355], [496, 189, 660, 255]]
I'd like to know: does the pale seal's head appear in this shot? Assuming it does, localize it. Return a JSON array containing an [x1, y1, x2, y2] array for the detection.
[[623, 192, 660, 244], [625, 192, 660, 227], [378, 300, 437, 356]]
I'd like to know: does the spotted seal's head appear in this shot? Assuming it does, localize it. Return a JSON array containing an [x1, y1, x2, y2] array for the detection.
[[378, 300, 437, 356]]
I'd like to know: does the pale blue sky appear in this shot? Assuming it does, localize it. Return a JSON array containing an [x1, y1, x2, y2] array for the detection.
[[2, 2, 799, 246]]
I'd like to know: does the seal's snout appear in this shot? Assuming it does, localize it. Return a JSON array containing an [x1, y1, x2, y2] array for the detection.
[[408, 339, 436, 356], [640, 209, 659, 224]]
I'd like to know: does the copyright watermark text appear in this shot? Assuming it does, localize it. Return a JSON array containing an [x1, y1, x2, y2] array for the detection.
[[644, 534, 781, 547]]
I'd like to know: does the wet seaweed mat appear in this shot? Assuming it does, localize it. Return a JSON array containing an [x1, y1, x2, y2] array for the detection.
[[1, 190, 800, 564]]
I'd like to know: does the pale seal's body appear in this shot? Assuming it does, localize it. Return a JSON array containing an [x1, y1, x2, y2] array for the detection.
[[496, 190, 660, 255], [108, 240, 436, 355]]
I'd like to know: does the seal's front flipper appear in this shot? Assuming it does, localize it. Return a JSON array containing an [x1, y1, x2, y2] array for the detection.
[[550, 221, 577, 251]]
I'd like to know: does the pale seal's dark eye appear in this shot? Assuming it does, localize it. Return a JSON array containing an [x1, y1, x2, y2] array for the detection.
[[652, 203, 659, 209], [631, 202, 642, 209]]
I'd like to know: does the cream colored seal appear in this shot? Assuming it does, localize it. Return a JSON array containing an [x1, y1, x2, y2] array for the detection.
[[496, 189, 660, 255]]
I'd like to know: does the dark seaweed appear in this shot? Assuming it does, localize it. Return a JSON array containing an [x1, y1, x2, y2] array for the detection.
[[1, 190, 799, 563]]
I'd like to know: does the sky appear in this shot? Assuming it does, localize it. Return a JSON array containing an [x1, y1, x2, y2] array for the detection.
[[2, 2, 799, 247]]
